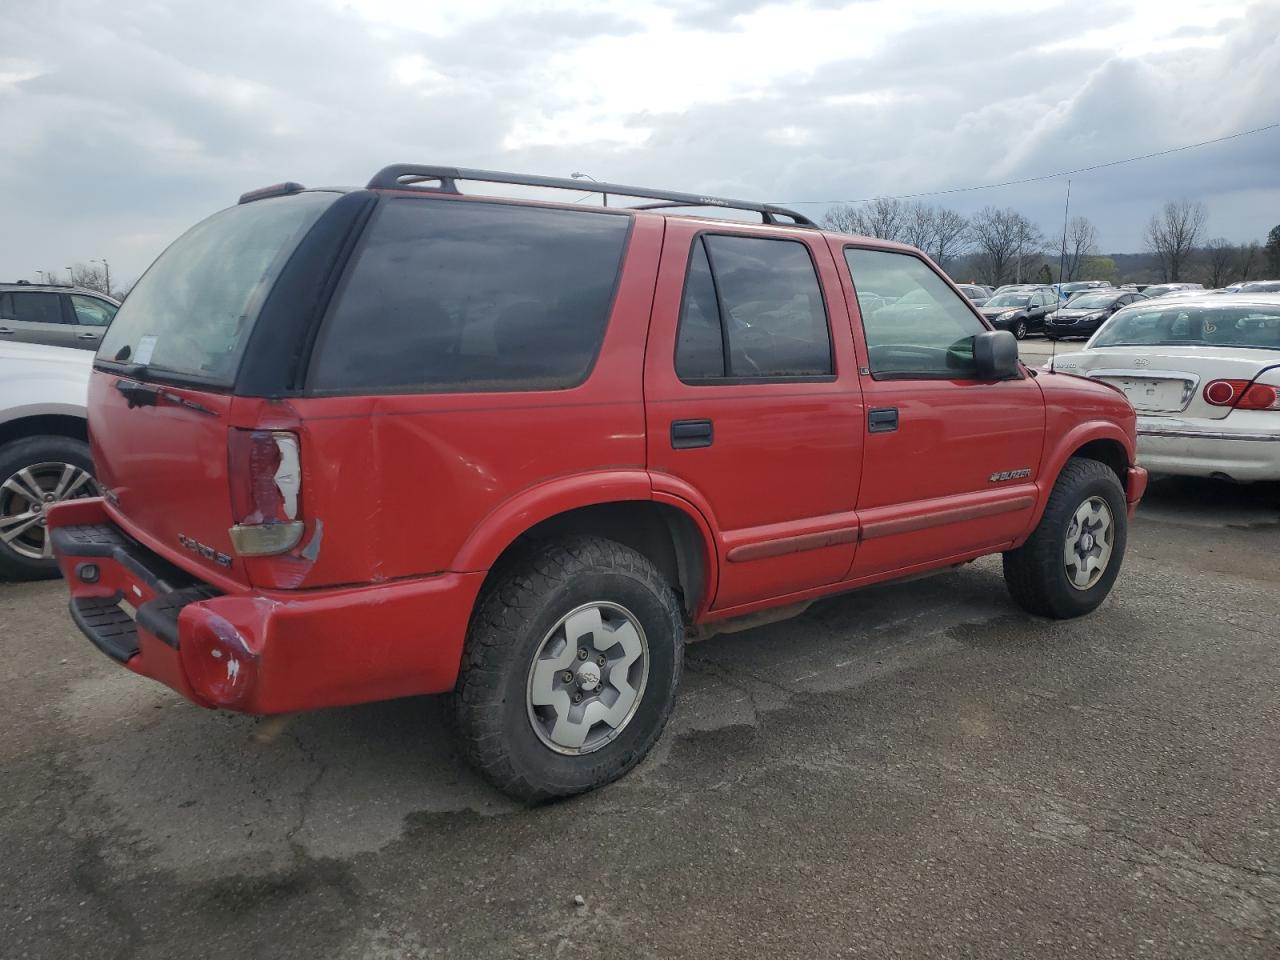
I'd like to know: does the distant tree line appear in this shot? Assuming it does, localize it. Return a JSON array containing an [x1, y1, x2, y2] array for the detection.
[[821, 197, 1280, 287]]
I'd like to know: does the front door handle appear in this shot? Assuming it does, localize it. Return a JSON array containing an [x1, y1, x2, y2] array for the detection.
[[0, 327, 14, 336], [77, 332, 99, 340], [671, 419, 713, 449], [868, 407, 899, 433]]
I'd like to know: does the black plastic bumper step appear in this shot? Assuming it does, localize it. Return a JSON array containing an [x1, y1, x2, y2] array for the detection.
[[71, 594, 139, 662]]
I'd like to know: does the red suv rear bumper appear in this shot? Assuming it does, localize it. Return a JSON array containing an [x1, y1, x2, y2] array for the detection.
[[48, 498, 484, 714]]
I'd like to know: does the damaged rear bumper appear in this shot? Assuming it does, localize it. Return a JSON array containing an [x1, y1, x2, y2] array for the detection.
[[48, 498, 485, 714]]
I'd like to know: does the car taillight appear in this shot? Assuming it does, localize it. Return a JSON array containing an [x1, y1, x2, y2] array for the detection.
[[1203, 379, 1280, 410], [227, 429, 304, 556]]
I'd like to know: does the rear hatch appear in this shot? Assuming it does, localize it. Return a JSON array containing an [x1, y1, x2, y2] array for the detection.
[[90, 190, 341, 588]]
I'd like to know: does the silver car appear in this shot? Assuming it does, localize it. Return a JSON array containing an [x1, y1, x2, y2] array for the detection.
[[0, 281, 120, 351]]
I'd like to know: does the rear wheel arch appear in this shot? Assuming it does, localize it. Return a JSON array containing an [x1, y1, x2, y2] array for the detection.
[[475, 500, 713, 622], [0, 413, 89, 448]]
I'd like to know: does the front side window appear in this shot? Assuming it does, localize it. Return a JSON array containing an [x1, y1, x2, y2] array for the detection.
[[70, 295, 118, 327], [3, 292, 66, 325], [674, 235, 832, 381], [310, 199, 631, 394], [844, 248, 986, 378]]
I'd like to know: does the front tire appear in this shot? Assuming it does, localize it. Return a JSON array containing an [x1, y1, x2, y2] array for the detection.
[[454, 536, 683, 803], [1013, 319, 1028, 340], [1003, 458, 1128, 619]]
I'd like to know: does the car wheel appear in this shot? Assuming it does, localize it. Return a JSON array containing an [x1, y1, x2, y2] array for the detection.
[[1012, 319, 1028, 340], [1002, 458, 1127, 619], [0, 435, 97, 580], [454, 535, 683, 803]]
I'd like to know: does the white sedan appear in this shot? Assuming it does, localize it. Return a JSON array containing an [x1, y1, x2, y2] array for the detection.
[[1046, 293, 1280, 482]]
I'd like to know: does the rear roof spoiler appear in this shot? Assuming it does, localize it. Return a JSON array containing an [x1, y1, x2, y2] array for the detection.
[[238, 182, 306, 204], [365, 164, 817, 228]]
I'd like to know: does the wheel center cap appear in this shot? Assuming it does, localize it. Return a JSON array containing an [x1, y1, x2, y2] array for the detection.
[[1080, 532, 1095, 552], [576, 661, 601, 692]]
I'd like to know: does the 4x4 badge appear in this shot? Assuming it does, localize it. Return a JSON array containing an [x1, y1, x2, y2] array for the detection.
[[990, 468, 1032, 482]]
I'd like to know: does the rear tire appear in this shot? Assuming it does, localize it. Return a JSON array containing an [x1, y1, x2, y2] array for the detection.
[[453, 535, 683, 803], [0, 436, 96, 581], [1003, 458, 1127, 619]]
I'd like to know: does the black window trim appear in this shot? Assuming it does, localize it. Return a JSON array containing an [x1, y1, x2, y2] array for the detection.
[[674, 229, 837, 387], [302, 193, 636, 398], [842, 242, 1018, 383]]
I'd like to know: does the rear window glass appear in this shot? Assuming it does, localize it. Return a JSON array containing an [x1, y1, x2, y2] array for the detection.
[[309, 199, 630, 394], [1093, 304, 1280, 351], [97, 192, 337, 385], [3, 292, 66, 325]]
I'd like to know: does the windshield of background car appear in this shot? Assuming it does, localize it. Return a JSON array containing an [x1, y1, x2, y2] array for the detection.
[[1092, 303, 1280, 351], [1066, 294, 1117, 309], [987, 294, 1030, 307], [97, 191, 338, 386]]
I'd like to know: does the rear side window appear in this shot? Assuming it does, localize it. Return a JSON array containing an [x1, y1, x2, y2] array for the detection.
[[2, 292, 66, 325], [310, 199, 630, 394], [845, 248, 985, 378], [70, 294, 117, 327], [674, 235, 832, 381], [97, 192, 337, 386]]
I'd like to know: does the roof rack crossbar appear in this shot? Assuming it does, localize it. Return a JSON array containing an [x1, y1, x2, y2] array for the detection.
[[366, 164, 816, 227]]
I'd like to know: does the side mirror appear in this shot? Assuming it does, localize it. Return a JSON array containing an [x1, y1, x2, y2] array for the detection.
[[974, 330, 1019, 380]]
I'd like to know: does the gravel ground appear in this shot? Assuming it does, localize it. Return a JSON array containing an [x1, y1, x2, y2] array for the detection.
[[2, 476, 1278, 959]]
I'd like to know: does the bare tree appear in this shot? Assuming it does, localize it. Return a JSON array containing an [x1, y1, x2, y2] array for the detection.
[[1060, 216, 1099, 281], [1239, 241, 1261, 281], [969, 207, 1046, 287], [67, 263, 112, 296], [821, 198, 908, 241], [1204, 238, 1238, 288], [928, 207, 971, 270], [1145, 199, 1206, 281]]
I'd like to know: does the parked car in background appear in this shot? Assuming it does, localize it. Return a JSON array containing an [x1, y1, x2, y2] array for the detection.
[[1056, 280, 1112, 301], [955, 283, 992, 306], [977, 287, 1057, 339], [1045, 290, 1148, 340], [1048, 293, 1280, 482], [0, 341, 95, 579], [1238, 280, 1280, 293], [47, 165, 1145, 802], [1141, 282, 1203, 299], [0, 282, 119, 351]]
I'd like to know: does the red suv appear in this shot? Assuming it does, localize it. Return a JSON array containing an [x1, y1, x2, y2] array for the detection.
[[50, 165, 1148, 801]]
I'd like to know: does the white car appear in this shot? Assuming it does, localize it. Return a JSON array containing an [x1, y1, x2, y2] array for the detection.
[[0, 340, 95, 578], [1047, 293, 1280, 482]]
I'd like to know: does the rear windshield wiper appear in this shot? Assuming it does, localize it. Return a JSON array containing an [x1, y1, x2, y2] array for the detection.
[[114, 376, 217, 417]]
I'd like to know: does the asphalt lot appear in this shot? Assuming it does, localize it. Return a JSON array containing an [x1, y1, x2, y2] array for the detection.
[[3, 363, 1279, 958]]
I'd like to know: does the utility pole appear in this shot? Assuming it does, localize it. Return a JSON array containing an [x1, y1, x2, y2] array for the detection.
[[91, 258, 111, 297]]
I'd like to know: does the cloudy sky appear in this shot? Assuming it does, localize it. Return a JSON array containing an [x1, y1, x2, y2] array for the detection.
[[2, 0, 1278, 286]]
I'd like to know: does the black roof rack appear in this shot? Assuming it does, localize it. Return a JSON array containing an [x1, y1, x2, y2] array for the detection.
[[366, 164, 816, 228]]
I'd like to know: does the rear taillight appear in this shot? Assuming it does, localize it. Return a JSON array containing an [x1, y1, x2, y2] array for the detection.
[[1203, 379, 1280, 411], [227, 429, 304, 556]]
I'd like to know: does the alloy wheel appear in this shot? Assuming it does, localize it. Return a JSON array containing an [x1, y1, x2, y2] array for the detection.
[[0, 461, 97, 560], [526, 601, 649, 755], [1063, 496, 1114, 591]]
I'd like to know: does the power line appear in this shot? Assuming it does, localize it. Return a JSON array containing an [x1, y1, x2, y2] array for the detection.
[[776, 121, 1280, 205]]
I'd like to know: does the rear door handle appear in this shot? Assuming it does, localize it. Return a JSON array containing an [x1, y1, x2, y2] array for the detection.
[[0, 327, 13, 336], [671, 419, 713, 449], [77, 332, 99, 340], [868, 408, 899, 433]]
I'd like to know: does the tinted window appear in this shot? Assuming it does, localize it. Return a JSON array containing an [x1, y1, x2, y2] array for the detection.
[[674, 241, 724, 379], [70, 294, 117, 326], [844, 248, 986, 378], [311, 199, 630, 394], [4, 292, 66, 324], [98, 192, 337, 385], [674, 235, 832, 381]]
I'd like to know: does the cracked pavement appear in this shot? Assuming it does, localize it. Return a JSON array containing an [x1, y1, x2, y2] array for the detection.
[[2, 476, 1278, 958]]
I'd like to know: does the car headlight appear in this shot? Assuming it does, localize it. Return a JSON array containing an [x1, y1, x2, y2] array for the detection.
[[997, 311, 1018, 321]]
